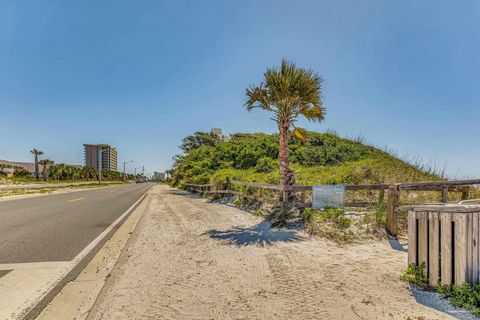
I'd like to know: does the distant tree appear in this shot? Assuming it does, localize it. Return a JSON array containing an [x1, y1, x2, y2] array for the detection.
[[245, 59, 325, 192], [30, 149, 44, 180], [81, 166, 97, 180], [180, 131, 219, 152], [13, 167, 30, 177], [39, 159, 54, 181], [49, 163, 66, 180]]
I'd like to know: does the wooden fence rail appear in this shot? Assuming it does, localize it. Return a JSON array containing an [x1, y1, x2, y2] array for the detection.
[[184, 179, 480, 236]]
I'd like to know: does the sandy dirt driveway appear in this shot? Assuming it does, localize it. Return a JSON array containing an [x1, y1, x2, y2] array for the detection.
[[88, 184, 453, 320]]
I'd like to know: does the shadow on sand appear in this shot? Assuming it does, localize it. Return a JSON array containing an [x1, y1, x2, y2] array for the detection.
[[165, 190, 203, 198], [207, 221, 305, 246], [411, 287, 477, 320], [387, 237, 408, 253]]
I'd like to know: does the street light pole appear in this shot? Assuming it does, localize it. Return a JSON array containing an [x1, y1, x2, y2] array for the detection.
[[97, 147, 102, 185], [134, 167, 141, 181], [123, 160, 133, 182], [97, 146, 109, 185]]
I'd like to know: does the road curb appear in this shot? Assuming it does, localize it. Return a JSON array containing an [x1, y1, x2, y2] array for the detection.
[[20, 187, 152, 320]]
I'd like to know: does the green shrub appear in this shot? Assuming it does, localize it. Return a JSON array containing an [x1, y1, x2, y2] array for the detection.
[[302, 208, 322, 222], [402, 264, 480, 317], [304, 207, 354, 242], [400, 263, 427, 288], [374, 200, 386, 227], [303, 207, 351, 228], [271, 219, 287, 228], [13, 168, 31, 177], [437, 283, 480, 317], [252, 209, 266, 217], [255, 157, 277, 173], [170, 131, 443, 187], [318, 207, 351, 229]]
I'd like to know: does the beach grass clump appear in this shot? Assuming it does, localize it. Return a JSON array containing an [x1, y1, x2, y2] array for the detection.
[[303, 207, 354, 243]]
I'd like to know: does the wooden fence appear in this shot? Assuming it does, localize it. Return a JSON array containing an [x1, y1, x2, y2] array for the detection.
[[184, 178, 480, 236], [408, 204, 480, 287]]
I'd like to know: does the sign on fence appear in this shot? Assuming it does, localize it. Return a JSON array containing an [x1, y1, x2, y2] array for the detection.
[[312, 185, 345, 209]]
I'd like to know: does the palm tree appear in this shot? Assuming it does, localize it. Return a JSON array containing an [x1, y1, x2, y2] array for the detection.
[[30, 149, 44, 180], [245, 59, 325, 196], [39, 159, 54, 181]]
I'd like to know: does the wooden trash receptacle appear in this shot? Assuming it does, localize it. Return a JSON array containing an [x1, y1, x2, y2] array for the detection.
[[408, 204, 480, 287]]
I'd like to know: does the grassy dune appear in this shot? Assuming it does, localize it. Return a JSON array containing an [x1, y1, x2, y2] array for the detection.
[[172, 131, 444, 187]]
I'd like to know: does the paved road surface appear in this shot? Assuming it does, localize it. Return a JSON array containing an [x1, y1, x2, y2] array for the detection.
[[0, 183, 153, 264]]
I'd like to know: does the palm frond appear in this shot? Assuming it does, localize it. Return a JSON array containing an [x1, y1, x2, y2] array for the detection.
[[244, 84, 273, 111], [291, 127, 309, 141], [300, 106, 325, 122]]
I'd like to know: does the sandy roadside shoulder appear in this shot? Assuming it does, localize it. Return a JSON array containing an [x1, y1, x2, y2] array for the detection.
[[0, 184, 119, 202], [88, 185, 458, 320]]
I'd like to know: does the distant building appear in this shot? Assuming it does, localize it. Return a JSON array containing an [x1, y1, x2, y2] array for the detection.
[[84, 144, 118, 171], [211, 128, 223, 137], [0, 160, 37, 177], [0, 159, 80, 177], [211, 128, 230, 141], [154, 172, 166, 181]]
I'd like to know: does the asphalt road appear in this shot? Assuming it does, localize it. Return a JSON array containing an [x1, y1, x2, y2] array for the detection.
[[0, 183, 153, 264], [0, 181, 120, 190]]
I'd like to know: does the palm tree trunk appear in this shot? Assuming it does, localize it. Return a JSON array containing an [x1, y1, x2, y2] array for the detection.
[[34, 155, 39, 180], [278, 124, 293, 202]]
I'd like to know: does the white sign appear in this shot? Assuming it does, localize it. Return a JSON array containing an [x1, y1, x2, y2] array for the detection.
[[312, 185, 345, 208]]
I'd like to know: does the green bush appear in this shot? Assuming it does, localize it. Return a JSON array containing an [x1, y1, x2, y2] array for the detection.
[[374, 200, 386, 227], [13, 168, 31, 177], [318, 207, 351, 229], [302, 208, 322, 222], [255, 157, 277, 173], [400, 263, 427, 288], [402, 264, 480, 317], [437, 283, 480, 317], [303, 207, 354, 242], [171, 130, 443, 187]]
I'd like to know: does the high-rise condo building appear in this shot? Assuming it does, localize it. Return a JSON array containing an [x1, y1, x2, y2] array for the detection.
[[83, 144, 118, 171]]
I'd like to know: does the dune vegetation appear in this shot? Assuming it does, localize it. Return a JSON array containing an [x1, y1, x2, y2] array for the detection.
[[170, 130, 443, 188]]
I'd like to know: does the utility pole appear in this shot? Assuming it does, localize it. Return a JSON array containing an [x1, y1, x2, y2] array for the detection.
[[97, 146, 102, 185], [97, 146, 109, 184], [123, 160, 133, 182], [134, 166, 142, 181]]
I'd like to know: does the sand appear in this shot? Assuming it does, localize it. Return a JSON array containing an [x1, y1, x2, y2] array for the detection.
[[88, 184, 455, 320]]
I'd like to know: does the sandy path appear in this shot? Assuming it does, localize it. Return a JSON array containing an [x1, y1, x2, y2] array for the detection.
[[88, 185, 453, 320]]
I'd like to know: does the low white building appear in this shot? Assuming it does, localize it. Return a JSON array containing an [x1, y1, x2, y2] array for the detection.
[[154, 172, 166, 181]]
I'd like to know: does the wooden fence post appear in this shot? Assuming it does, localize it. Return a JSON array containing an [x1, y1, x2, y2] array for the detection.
[[386, 184, 400, 236], [282, 186, 288, 208], [441, 186, 449, 203], [225, 178, 231, 194], [378, 188, 385, 205]]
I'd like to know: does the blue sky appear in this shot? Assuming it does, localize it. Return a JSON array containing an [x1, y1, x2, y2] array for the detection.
[[1, 1, 479, 178]]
